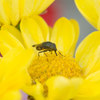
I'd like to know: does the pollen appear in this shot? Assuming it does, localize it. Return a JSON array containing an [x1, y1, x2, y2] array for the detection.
[[28, 52, 82, 84], [28, 52, 83, 97]]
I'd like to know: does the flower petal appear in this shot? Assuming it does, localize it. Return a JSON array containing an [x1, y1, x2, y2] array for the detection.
[[85, 70, 100, 81], [69, 19, 80, 56], [34, 0, 55, 14], [1, 91, 21, 100], [93, 0, 100, 15], [69, 78, 83, 99], [83, 45, 100, 77], [0, 43, 12, 56], [50, 17, 75, 55], [31, 15, 49, 41], [74, 95, 100, 100], [74, 80, 100, 100], [46, 76, 83, 100], [19, 0, 35, 18], [0, 30, 24, 56], [22, 81, 45, 100], [0, 57, 2, 62], [0, 47, 35, 99], [20, 17, 44, 48], [75, 31, 100, 71], [0, 47, 35, 81], [19, 0, 54, 18], [0, 0, 10, 25], [97, 16, 100, 30], [1, 25, 25, 47], [3, 0, 20, 26], [75, 0, 98, 29], [21, 69, 44, 99], [93, 0, 100, 30], [22, 69, 32, 86], [46, 76, 71, 100]]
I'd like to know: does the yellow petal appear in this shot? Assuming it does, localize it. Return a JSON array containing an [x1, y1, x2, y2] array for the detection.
[[75, 0, 98, 29], [19, 0, 54, 17], [1, 25, 26, 47], [19, 0, 35, 18], [75, 31, 100, 71], [22, 65, 44, 100], [97, 16, 100, 30], [83, 45, 100, 77], [0, 47, 35, 99], [0, 0, 10, 25], [0, 47, 35, 81], [22, 69, 32, 86], [0, 43, 12, 56], [31, 15, 49, 41], [74, 95, 100, 100], [3, 0, 20, 26], [34, 0, 55, 14], [0, 74, 24, 95], [27, 0, 43, 15], [85, 70, 100, 81], [0, 57, 2, 62], [69, 19, 80, 56], [1, 91, 21, 100], [46, 76, 83, 100], [70, 78, 83, 98], [93, 0, 100, 30], [74, 80, 100, 100], [20, 17, 44, 48], [22, 81, 45, 100], [0, 22, 2, 27], [50, 17, 75, 55], [93, 0, 100, 16], [0, 30, 24, 56]]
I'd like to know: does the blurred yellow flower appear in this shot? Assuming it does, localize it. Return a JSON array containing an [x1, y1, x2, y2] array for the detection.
[[0, 16, 100, 100], [0, 47, 35, 100], [0, 0, 54, 26], [74, 0, 100, 30]]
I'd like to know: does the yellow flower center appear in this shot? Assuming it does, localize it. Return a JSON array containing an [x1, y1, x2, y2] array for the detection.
[[28, 52, 83, 98], [28, 52, 82, 84]]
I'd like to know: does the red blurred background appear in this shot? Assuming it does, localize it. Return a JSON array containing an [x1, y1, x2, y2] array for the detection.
[[41, 0, 63, 27]]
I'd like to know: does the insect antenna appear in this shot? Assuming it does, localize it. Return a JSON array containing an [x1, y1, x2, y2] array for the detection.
[[58, 51, 65, 57]]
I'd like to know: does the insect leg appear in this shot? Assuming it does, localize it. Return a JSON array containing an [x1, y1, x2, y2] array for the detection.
[[38, 50, 48, 57], [54, 50, 57, 56], [58, 51, 65, 57], [37, 51, 45, 60], [44, 53, 47, 57], [49, 50, 52, 54], [38, 50, 49, 61]]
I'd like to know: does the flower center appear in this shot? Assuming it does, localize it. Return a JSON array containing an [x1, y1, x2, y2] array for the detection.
[[28, 52, 82, 84], [28, 52, 83, 98]]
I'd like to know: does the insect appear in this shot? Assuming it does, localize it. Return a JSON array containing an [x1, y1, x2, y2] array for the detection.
[[32, 41, 64, 57]]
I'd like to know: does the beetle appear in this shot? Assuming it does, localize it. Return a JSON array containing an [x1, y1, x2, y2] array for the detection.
[[32, 41, 64, 57]]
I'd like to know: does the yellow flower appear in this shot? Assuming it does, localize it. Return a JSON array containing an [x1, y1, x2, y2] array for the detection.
[[0, 0, 54, 26], [74, 0, 100, 30], [0, 16, 100, 99], [0, 47, 35, 100]]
